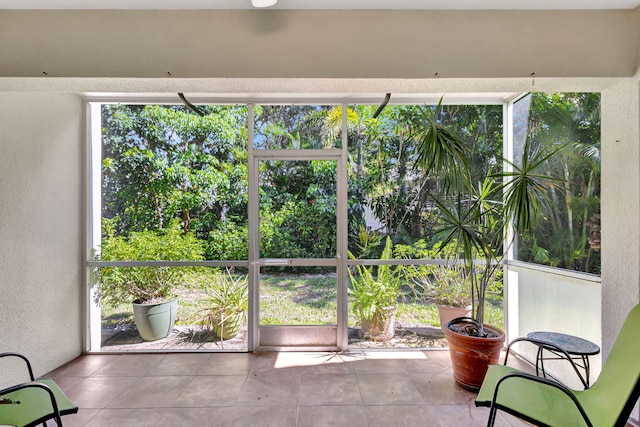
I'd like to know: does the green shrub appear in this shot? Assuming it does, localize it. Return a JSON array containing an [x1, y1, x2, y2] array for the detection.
[[97, 219, 204, 306], [207, 221, 248, 260]]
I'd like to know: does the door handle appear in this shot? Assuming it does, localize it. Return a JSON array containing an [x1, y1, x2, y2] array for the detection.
[[262, 259, 290, 266]]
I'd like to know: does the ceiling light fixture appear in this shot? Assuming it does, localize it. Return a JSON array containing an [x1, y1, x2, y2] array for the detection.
[[252, 0, 277, 7]]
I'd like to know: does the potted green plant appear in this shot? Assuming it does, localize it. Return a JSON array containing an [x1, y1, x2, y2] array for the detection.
[[412, 100, 565, 390], [398, 241, 473, 330], [199, 268, 248, 340], [424, 262, 473, 329], [96, 219, 204, 341], [348, 236, 400, 341]]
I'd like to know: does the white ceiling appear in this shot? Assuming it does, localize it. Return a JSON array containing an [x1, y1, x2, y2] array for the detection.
[[0, 0, 639, 9]]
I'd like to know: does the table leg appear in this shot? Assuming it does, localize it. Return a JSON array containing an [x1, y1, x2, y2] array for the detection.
[[536, 346, 546, 378], [582, 355, 590, 388]]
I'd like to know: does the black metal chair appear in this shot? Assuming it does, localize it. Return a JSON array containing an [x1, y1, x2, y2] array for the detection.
[[0, 353, 78, 427]]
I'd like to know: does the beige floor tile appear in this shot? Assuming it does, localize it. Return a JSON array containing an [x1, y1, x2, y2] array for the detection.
[[47, 354, 120, 378], [90, 407, 298, 427], [297, 405, 368, 427], [302, 359, 355, 375], [211, 406, 298, 427], [101, 407, 298, 427], [91, 354, 167, 377], [299, 374, 362, 405], [65, 376, 138, 409], [147, 352, 211, 376], [333, 351, 368, 363], [357, 373, 425, 405], [158, 408, 221, 426], [85, 408, 169, 426], [199, 352, 254, 375], [300, 352, 359, 373], [176, 375, 246, 406], [352, 357, 409, 374], [411, 372, 477, 405], [269, 352, 309, 368], [106, 375, 195, 408], [365, 404, 439, 427], [237, 370, 302, 405], [303, 352, 363, 364], [430, 404, 514, 427], [404, 350, 454, 374], [250, 352, 304, 374], [363, 350, 428, 360], [49, 350, 552, 426], [45, 374, 85, 392], [58, 408, 101, 427]]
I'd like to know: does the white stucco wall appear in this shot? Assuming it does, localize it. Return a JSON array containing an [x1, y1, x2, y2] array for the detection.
[[601, 80, 640, 358], [601, 78, 640, 424], [0, 92, 84, 383]]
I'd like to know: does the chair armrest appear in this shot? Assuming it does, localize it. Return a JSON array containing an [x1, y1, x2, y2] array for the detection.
[[0, 353, 35, 381], [492, 371, 593, 427], [0, 381, 64, 426]]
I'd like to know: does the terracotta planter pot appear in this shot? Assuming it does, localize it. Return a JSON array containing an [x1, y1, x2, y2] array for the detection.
[[361, 306, 397, 341], [436, 304, 471, 331], [443, 320, 505, 391]]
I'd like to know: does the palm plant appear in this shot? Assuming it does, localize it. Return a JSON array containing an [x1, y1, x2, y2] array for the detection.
[[413, 100, 566, 336], [403, 101, 471, 191]]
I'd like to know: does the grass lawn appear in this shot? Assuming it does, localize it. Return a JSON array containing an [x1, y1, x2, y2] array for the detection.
[[101, 271, 504, 333]]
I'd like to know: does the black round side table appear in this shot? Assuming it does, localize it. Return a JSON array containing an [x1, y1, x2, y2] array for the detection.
[[526, 331, 600, 389]]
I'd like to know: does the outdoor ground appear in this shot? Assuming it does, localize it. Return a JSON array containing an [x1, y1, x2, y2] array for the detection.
[[101, 323, 448, 351], [100, 272, 498, 351]]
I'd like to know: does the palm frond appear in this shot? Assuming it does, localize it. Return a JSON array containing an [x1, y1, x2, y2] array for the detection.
[[412, 99, 471, 190], [499, 141, 569, 235]]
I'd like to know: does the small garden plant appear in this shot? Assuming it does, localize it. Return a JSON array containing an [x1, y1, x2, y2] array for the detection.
[[199, 268, 248, 339], [348, 236, 400, 322], [96, 219, 204, 306]]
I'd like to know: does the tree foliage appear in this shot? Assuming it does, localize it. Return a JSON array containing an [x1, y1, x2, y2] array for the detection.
[[102, 104, 248, 259], [100, 94, 600, 275], [515, 93, 601, 273]]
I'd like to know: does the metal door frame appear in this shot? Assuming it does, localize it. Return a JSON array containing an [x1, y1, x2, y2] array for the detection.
[[247, 104, 349, 351]]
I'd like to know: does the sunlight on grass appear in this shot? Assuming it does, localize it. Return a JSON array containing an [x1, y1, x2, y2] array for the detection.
[[396, 303, 440, 327], [484, 301, 504, 330], [101, 271, 504, 333], [259, 275, 337, 325]]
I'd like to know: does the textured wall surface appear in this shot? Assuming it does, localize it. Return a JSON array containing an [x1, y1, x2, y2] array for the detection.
[[0, 92, 83, 384], [601, 81, 640, 357], [0, 9, 636, 79]]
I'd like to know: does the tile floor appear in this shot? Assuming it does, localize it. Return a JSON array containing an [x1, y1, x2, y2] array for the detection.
[[46, 350, 533, 426]]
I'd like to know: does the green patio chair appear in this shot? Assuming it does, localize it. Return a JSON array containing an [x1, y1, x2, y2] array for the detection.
[[0, 353, 78, 427], [475, 303, 640, 427]]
